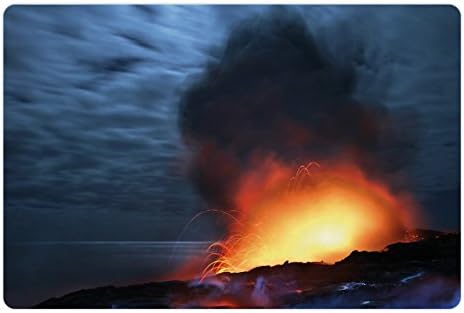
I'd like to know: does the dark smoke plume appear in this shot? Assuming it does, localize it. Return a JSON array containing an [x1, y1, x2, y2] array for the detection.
[[179, 9, 419, 209]]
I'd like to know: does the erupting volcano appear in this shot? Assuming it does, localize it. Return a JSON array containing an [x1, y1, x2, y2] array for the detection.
[[175, 8, 425, 282], [26, 6, 459, 310], [201, 160, 417, 277]]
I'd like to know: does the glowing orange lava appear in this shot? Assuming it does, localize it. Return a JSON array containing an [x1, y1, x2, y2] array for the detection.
[[202, 159, 418, 277]]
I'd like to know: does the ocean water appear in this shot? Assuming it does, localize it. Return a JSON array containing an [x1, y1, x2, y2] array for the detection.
[[5, 241, 210, 308]]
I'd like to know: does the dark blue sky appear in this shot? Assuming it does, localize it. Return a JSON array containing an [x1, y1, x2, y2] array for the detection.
[[4, 5, 460, 307]]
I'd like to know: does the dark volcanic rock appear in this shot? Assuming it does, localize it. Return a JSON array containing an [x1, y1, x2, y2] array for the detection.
[[36, 231, 460, 308]]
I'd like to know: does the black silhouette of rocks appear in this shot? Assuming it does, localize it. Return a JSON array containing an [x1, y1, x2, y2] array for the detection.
[[36, 230, 460, 308]]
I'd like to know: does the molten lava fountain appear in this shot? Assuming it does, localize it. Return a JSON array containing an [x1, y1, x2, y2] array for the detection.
[[200, 159, 417, 278]]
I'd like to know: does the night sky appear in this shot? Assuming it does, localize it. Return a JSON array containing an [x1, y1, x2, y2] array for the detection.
[[4, 5, 460, 307]]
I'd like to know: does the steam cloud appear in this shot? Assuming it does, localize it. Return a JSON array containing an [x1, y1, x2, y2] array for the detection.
[[179, 8, 419, 209]]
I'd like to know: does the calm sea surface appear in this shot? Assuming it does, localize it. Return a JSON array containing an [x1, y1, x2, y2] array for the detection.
[[5, 241, 210, 307]]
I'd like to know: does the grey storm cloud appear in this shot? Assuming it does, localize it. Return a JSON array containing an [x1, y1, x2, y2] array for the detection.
[[4, 5, 460, 241], [5, 6, 215, 227]]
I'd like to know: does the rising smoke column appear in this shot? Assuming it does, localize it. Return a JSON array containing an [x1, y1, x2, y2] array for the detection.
[[179, 8, 419, 210]]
